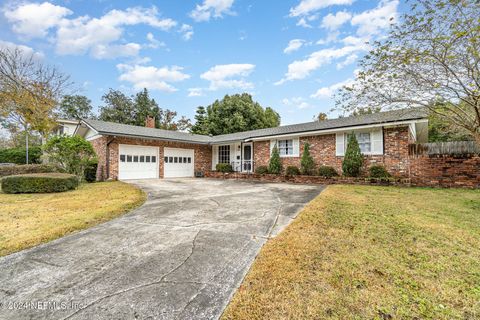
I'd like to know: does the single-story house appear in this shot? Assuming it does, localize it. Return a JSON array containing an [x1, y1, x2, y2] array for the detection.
[[68, 108, 428, 180]]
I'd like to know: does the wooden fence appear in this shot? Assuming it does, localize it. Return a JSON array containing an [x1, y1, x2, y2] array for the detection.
[[409, 141, 479, 156]]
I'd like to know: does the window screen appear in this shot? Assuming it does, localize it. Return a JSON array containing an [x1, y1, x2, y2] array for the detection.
[[278, 140, 293, 156]]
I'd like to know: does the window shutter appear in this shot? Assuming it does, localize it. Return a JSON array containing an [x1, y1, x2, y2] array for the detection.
[[371, 128, 384, 155], [293, 138, 300, 156], [335, 133, 345, 156], [270, 140, 277, 155], [212, 146, 218, 170]]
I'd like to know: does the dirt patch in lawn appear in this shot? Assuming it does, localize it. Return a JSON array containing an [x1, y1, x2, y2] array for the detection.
[[0, 181, 146, 256], [222, 185, 480, 320]]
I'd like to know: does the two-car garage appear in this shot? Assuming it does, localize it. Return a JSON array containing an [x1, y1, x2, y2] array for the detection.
[[118, 144, 194, 179]]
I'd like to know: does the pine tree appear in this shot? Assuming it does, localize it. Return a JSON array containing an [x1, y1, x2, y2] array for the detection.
[[191, 106, 209, 135], [300, 142, 315, 175], [342, 133, 363, 177], [268, 144, 282, 174]]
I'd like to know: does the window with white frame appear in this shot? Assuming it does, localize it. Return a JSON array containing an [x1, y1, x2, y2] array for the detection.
[[347, 132, 371, 153], [278, 139, 294, 156], [218, 145, 230, 164]]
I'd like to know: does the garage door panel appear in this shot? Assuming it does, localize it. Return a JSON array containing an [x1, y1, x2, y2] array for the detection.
[[119, 145, 159, 180], [164, 148, 194, 178]]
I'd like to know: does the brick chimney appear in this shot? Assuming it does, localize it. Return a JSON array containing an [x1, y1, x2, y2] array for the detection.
[[145, 116, 155, 128]]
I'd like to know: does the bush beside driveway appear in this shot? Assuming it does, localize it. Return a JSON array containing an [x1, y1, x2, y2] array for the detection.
[[0, 181, 145, 256], [222, 185, 480, 320]]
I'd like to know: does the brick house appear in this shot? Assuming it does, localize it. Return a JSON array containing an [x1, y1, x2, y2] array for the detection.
[[72, 108, 429, 180]]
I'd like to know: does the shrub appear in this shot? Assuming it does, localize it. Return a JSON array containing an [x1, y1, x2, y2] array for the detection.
[[342, 133, 363, 177], [369, 165, 391, 178], [43, 135, 96, 181], [0, 164, 62, 178], [0, 146, 42, 164], [84, 160, 98, 183], [285, 166, 300, 176], [1, 173, 79, 194], [255, 166, 269, 174], [300, 143, 315, 175], [268, 144, 282, 174], [216, 163, 233, 173], [318, 166, 338, 178]]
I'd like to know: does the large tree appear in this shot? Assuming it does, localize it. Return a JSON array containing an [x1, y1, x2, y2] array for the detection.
[[58, 95, 94, 120], [0, 47, 70, 163], [98, 89, 136, 125], [335, 0, 480, 145], [191, 93, 280, 135], [98, 88, 192, 131]]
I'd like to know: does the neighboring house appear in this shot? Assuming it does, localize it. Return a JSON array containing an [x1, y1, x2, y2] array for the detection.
[[52, 119, 80, 137], [73, 108, 428, 180]]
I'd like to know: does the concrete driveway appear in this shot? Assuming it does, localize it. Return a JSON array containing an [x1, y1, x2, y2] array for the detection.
[[0, 179, 324, 320]]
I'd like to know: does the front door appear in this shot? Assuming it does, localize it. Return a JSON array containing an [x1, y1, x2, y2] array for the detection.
[[242, 143, 253, 172]]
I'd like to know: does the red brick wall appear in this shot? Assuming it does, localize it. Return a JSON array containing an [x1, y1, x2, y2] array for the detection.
[[409, 155, 480, 188], [253, 126, 411, 177], [89, 136, 211, 180]]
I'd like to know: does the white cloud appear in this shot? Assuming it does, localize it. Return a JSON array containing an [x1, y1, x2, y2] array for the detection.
[[188, 88, 204, 97], [310, 78, 353, 99], [200, 63, 255, 90], [0, 40, 44, 59], [179, 24, 194, 41], [321, 10, 352, 30], [3, 2, 72, 38], [289, 0, 354, 17], [296, 17, 312, 28], [276, 41, 368, 84], [336, 53, 358, 69], [282, 97, 312, 109], [117, 64, 190, 92], [146, 32, 165, 48], [190, 0, 235, 22], [351, 0, 398, 36], [3, 3, 178, 59], [284, 39, 305, 54]]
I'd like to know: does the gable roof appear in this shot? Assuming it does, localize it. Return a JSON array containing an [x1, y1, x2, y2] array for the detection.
[[82, 119, 212, 143], [210, 108, 428, 142], [80, 108, 428, 144]]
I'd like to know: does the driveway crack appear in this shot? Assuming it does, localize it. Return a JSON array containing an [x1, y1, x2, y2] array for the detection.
[[61, 230, 201, 320]]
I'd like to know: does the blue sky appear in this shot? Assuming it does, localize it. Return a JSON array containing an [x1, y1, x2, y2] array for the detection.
[[0, 0, 404, 125]]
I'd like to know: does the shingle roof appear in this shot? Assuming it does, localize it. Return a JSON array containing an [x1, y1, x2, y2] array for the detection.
[[82, 119, 212, 143], [210, 108, 428, 143], [82, 108, 427, 144]]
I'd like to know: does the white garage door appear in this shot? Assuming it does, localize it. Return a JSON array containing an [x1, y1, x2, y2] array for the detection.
[[118, 145, 159, 180], [164, 147, 194, 178]]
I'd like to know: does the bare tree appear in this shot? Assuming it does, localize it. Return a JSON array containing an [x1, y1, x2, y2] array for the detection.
[[0, 47, 71, 163], [335, 0, 480, 145]]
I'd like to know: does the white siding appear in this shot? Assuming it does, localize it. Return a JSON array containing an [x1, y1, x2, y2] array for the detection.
[[292, 138, 300, 157]]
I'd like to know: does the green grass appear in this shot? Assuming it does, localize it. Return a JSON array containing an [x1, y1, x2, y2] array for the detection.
[[0, 181, 146, 257], [222, 185, 480, 320]]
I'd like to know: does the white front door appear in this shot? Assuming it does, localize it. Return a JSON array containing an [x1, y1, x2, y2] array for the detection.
[[164, 147, 195, 178], [118, 145, 159, 180]]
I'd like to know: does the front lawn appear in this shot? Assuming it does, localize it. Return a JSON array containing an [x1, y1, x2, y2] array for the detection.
[[0, 181, 146, 257], [222, 185, 480, 319]]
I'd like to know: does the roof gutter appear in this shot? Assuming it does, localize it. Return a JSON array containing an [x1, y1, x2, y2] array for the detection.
[[246, 118, 428, 142]]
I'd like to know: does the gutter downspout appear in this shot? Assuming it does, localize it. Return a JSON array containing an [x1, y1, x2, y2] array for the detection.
[[105, 136, 115, 180]]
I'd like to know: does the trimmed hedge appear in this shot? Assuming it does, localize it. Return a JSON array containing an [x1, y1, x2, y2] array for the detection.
[[369, 165, 391, 178], [286, 166, 300, 176], [0, 164, 62, 177], [1, 173, 79, 194], [255, 166, 269, 174], [318, 166, 339, 178], [84, 160, 98, 183], [0, 146, 42, 164], [216, 163, 233, 173]]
